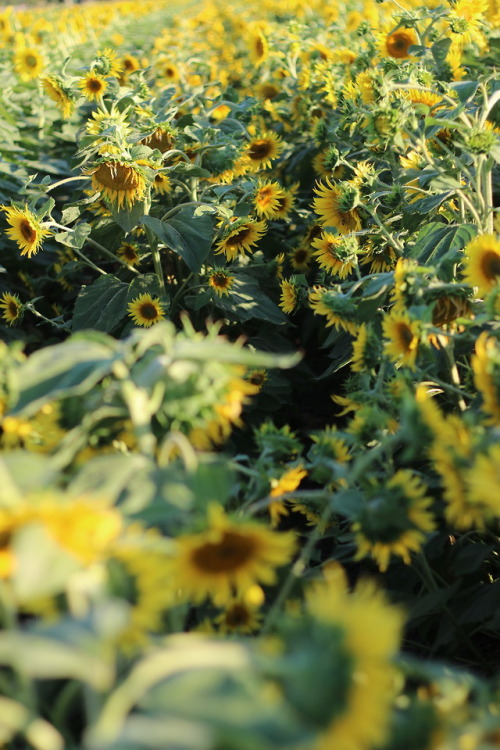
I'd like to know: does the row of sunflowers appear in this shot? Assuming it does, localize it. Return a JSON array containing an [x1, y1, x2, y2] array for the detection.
[[0, 0, 499, 747]]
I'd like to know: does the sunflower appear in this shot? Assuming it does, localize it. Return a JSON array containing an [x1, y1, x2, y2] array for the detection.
[[240, 131, 283, 172], [96, 48, 123, 77], [279, 279, 298, 314], [117, 242, 141, 267], [309, 288, 359, 335], [13, 46, 45, 81], [361, 241, 398, 273], [312, 178, 362, 235], [382, 311, 420, 370], [128, 294, 166, 327], [254, 180, 284, 218], [214, 597, 263, 634], [268, 465, 308, 527], [140, 126, 175, 153], [208, 269, 235, 296], [152, 172, 171, 195], [462, 234, 500, 296], [1, 204, 50, 258], [289, 245, 312, 272], [246, 369, 268, 390], [463, 445, 500, 528], [88, 160, 147, 209], [78, 72, 108, 101], [249, 29, 268, 65], [214, 218, 267, 261], [353, 471, 435, 572], [312, 232, 358, 278], [304, 566, 403, 750], [170, 504, 296, 606], [471, 332, 500, 425], [382, 26, 417, 59], [0, 292, 23, 326], [351, 323, 370, 373], [41, 75, 74, 119]]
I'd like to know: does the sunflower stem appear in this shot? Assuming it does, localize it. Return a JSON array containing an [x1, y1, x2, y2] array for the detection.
[[44, 175, 89, 193], [170, 272, 194, 313], [362, 205, 405, 254], [144, 226, 166, 298], [25, 303, 71, 331]]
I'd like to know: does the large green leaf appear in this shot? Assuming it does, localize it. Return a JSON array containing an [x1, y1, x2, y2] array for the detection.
[[213, 276, 287, 325], [72, 274, 129, 332], [10, 333, 117, 415], [407, 222, 477, 279], [142, 207, 214, 272]]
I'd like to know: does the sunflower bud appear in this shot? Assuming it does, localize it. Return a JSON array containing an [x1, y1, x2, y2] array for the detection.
[[336, 182, 360, 212]]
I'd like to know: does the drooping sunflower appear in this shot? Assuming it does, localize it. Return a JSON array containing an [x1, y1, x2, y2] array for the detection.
[[382, 26, 417, 59], [128, 293, 166, 327], [279, 279, 298, 314], [78, 71, 108, 101], [240, 131, 283, 172], [208, 269, 235, 296], [471, 332, 500, 425], [117, 242, 141, 267], [0, 292, 23, 326], [312, 178, 362, 235], [1, 204, 50, 258], [140, 126, 176, 153], [214, 218, 267, 261], [304, 566, 404, 750], [382, 310, 420, 370], [13, 46, 45, 81], [41, 75, 74, 119], [88, 160, 147, 209], [312, 232, 358, 278], [353, 471, 435, 572], [309, 288, 359, 335], [170, 504, 296, 606], [462, 234, 500, 296]]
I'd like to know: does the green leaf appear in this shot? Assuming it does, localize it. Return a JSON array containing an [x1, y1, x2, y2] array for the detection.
[[110, 200, 146, 233], [54, 222, 92, 249], [407, 222, 477, 266], [72, 274, 129, 332], [449, 80, 479, 104], [142, 208, 214, 272], [213, 276, 286, 325], [431, 38, 451, 64], [10, 333, 117, 416], [60, 205, 81, 224], [127, 273, 168, 305]]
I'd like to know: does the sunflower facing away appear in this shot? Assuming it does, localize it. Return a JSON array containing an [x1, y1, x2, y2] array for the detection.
[[305, 565, 403, 750], [41, 75, 74, 119], [279, 279, 298, 314], [0, 292, 23, 326], [88, 160, 147, 209], [352, 470, 436, 572], [312, 178, 362, 235], [312, 232, 358, 278], [128, 293, 166, 327], [462, 234, 500, 296], [170, 504, 296, 606], [1, 204, 50, 258]]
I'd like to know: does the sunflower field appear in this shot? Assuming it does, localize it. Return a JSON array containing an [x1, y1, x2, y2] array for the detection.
[[0, 0, 499, 747]]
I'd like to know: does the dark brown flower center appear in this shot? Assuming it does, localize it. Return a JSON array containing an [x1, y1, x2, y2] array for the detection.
[[8, 301, 18, 317], [226, 226, 251, 246], [140, 302, 158, 320], [294, 248, 308, 263], [142, 128, 174, 153], [248, 140, 272, 160], [480, 250, 500, 281], [254, 37, 265, 58], [387, 32, 413, 58], [191, 530, 256, 573], [94, 162, 141, 191], [212, 273, 229, 287], [224, 604, 251, 627], [26, 54, 38, 68], [397, 323, 414, 350], [87, 78, 103, 92], [20, 220, 37, 243]]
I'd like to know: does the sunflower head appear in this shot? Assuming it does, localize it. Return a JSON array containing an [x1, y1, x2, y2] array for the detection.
[[214, 218, 267, 261], [117, 242, 141, 267], [78, 71, 108, 101], [383, 26, 417, 59], [462, 234, 500, 296], [41, 75, 74, 119], [279, 279, 299, 314], [128, 293, 166, 327], [382, 311, 420, 370], [88, 159, 148, 209], [0, 292, 23, 326], [1, 204, 50, 258], [208, 269, 235, 296], [13, 46, 45, 81]]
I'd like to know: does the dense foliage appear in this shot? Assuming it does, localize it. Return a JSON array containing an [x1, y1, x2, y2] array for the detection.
[[0, 0, 499, 748]]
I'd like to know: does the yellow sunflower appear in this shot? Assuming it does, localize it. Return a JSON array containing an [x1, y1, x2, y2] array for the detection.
[[170, 504, 296, 606], [117, 242, 141, 267], [152, 172, 171, 195], [254, 180, 284, 218], [351, 323, 369, 373], [382, 311, 420, 370], [214, 596, 263, 634], [312, 232, 358, 278], [289, 245, 312, 272], [214, 218, 267, 261], [0, 292, 23, 326], [463, 445, 500, 527], [306, 566, 403, 750], [312, 178, 362, 235], [309, 288, 359, 335], [249, 29, 268, 65], [382, 26, 417, 59], [353, 471, 436, 572], [471, 332, 500, 425], [279, 279, 298, 314], [1, 204, 50, 258], [240, 131, 283, 172], [88, 160, 147, 209], [268, 465, 308, 527], [462, 234, 500, 296], [13, 46, 45, 81], [208, 269, 235, 296], [128, 293, 166, 327], [78, 71, 108, 101], [141, 127, 175, 153], [41, 75, 74, 119]]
